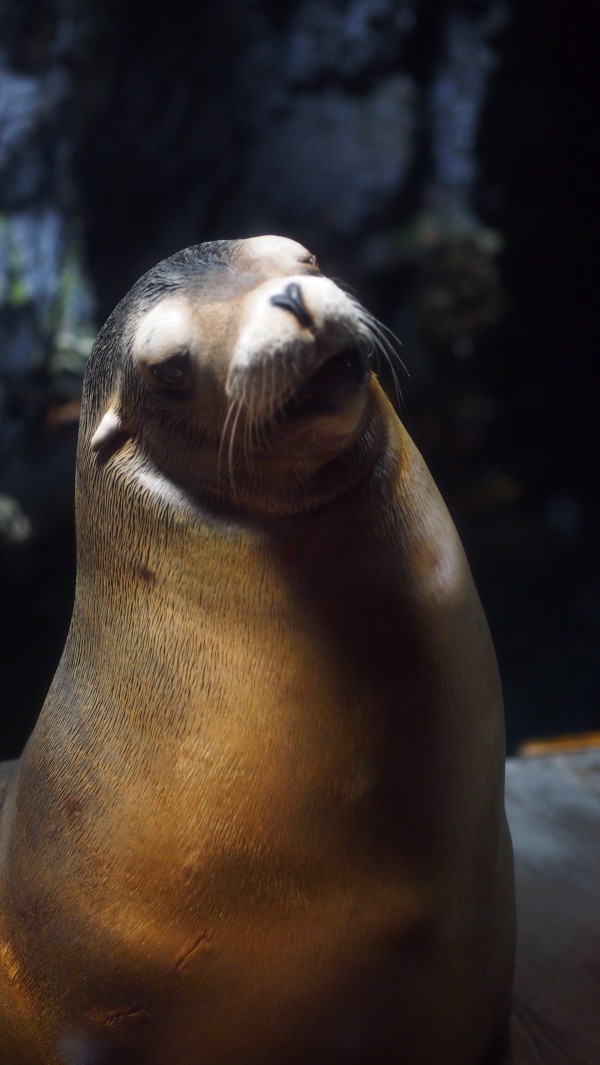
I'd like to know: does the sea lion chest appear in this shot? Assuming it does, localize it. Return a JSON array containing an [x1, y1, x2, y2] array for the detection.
[[43, 473, 449, 914]]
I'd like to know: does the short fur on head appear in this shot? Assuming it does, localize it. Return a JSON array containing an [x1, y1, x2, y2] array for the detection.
[[84, 236, 395, 516]]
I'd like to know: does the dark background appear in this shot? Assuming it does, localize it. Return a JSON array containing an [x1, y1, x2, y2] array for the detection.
[[1, 0, 598, 759]]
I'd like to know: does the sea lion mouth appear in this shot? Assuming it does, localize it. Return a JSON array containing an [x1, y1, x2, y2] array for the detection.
[[282, 346, 370, 419]]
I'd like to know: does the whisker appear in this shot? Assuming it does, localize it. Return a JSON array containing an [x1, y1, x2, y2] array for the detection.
[[243, 389, 258, 482], [218, 397, 238, 489], [269, 358, 277, 422], [260, 361, 268, 435], [228, 395, 245, 498], [355, 306, 407, 411]]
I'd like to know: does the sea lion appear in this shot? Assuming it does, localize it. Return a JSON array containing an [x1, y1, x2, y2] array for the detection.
[[0, 235, 515, 1065]]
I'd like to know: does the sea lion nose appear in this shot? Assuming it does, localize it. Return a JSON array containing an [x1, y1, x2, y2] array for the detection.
[[270, 282, 314, 330]]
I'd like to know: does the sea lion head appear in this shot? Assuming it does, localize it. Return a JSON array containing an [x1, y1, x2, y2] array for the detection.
[[83, 236, 397, 515]]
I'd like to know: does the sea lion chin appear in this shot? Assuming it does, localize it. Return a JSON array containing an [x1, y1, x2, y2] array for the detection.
[[0, 235, 515, 1065]]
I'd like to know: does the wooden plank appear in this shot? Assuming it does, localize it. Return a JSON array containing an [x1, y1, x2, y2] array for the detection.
[[518, 732, 600, 758]]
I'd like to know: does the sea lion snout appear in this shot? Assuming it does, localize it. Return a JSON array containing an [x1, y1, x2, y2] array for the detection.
[[227, 272, 370, 426]]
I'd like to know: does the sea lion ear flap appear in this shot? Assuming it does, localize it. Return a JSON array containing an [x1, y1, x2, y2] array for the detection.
[[90, 401, 130, 453]]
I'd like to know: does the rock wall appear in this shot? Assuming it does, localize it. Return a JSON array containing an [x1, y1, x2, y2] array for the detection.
[[0, 0, 597, 755]]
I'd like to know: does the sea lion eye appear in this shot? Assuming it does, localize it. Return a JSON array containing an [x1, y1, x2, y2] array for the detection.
[[149, 350, 190, 389], [300, 254, 319, 269]]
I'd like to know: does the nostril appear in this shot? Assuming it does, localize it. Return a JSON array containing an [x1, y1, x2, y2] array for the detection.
[[270, 282, 314, 330]]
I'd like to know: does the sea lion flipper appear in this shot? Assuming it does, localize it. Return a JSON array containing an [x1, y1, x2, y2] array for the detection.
[[90, 401, 130, 453]]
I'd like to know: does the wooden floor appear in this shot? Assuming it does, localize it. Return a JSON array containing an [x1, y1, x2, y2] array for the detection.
[[1, 750, 599, 1063]]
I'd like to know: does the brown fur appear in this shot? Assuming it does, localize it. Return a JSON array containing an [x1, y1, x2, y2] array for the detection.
[[0, 237, 514, 1064]]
